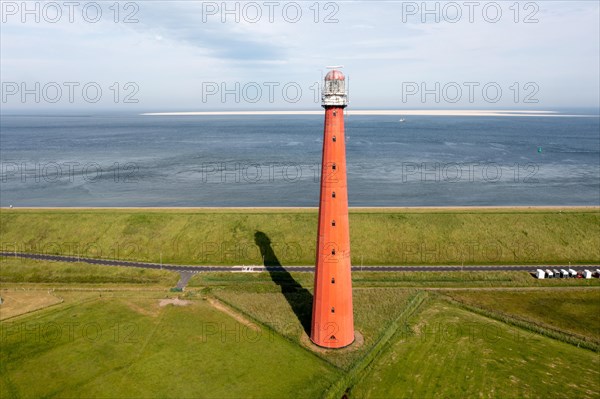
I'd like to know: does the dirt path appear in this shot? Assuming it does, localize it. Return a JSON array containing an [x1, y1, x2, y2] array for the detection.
[[0, 290, 63, 320], [159, 298, 190, 307], [206, 297, 259, 331]]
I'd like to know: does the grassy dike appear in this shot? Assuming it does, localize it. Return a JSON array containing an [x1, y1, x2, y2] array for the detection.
[[1, 207, 598, 266]]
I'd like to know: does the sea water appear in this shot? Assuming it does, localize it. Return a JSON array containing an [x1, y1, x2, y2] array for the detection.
[[1, 113, 598, 206]]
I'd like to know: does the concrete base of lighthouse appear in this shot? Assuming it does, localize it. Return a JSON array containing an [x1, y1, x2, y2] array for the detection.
[[303, 331, 363, 352], [310, 335, 355, 350]]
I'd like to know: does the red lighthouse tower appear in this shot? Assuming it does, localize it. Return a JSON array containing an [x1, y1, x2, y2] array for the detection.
[[311, 68, 354, 348]]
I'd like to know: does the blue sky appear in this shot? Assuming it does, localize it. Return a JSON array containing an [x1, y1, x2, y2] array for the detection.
[[1, 1, 599, 111]]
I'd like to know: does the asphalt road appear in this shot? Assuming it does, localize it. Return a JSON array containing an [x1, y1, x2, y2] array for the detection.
[[2, 251, 598, 274]]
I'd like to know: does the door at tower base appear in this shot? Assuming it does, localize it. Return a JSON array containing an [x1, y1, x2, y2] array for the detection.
[[310, 68, 354, 349]]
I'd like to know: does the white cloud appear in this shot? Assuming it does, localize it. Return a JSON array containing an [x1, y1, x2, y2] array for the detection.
[[1, 1, 598, 110]]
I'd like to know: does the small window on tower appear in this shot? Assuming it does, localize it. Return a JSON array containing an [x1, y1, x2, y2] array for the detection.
[[331, 277, 335, 284], [332, 220, 336, 226], [333, 110, 337, 116], [332, 192, 336, 198], [332, 163, 336, 170], [331, 249, 336, 255], [332, 136, 336, 142], [331, 307, 335, 313]]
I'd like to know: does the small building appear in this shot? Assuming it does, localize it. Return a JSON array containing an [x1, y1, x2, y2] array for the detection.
[[536, 269, 545, 279], [568, 269, 577, 278], [583, 270, 592, 279], [545, 269, 554, 278], [560, 269, 569, 278]]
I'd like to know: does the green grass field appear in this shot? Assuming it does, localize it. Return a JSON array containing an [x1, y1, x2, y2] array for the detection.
[[441, 289, 600, 344], [1, 208, 599, 265], [1, 257, 599, 398], [1, 292, 340, 398], [0, 257, 179, 285], [350, 300, 599, 399]]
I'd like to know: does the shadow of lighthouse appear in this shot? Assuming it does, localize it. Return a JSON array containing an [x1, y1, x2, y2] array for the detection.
[[254, 231, 312, 336]]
